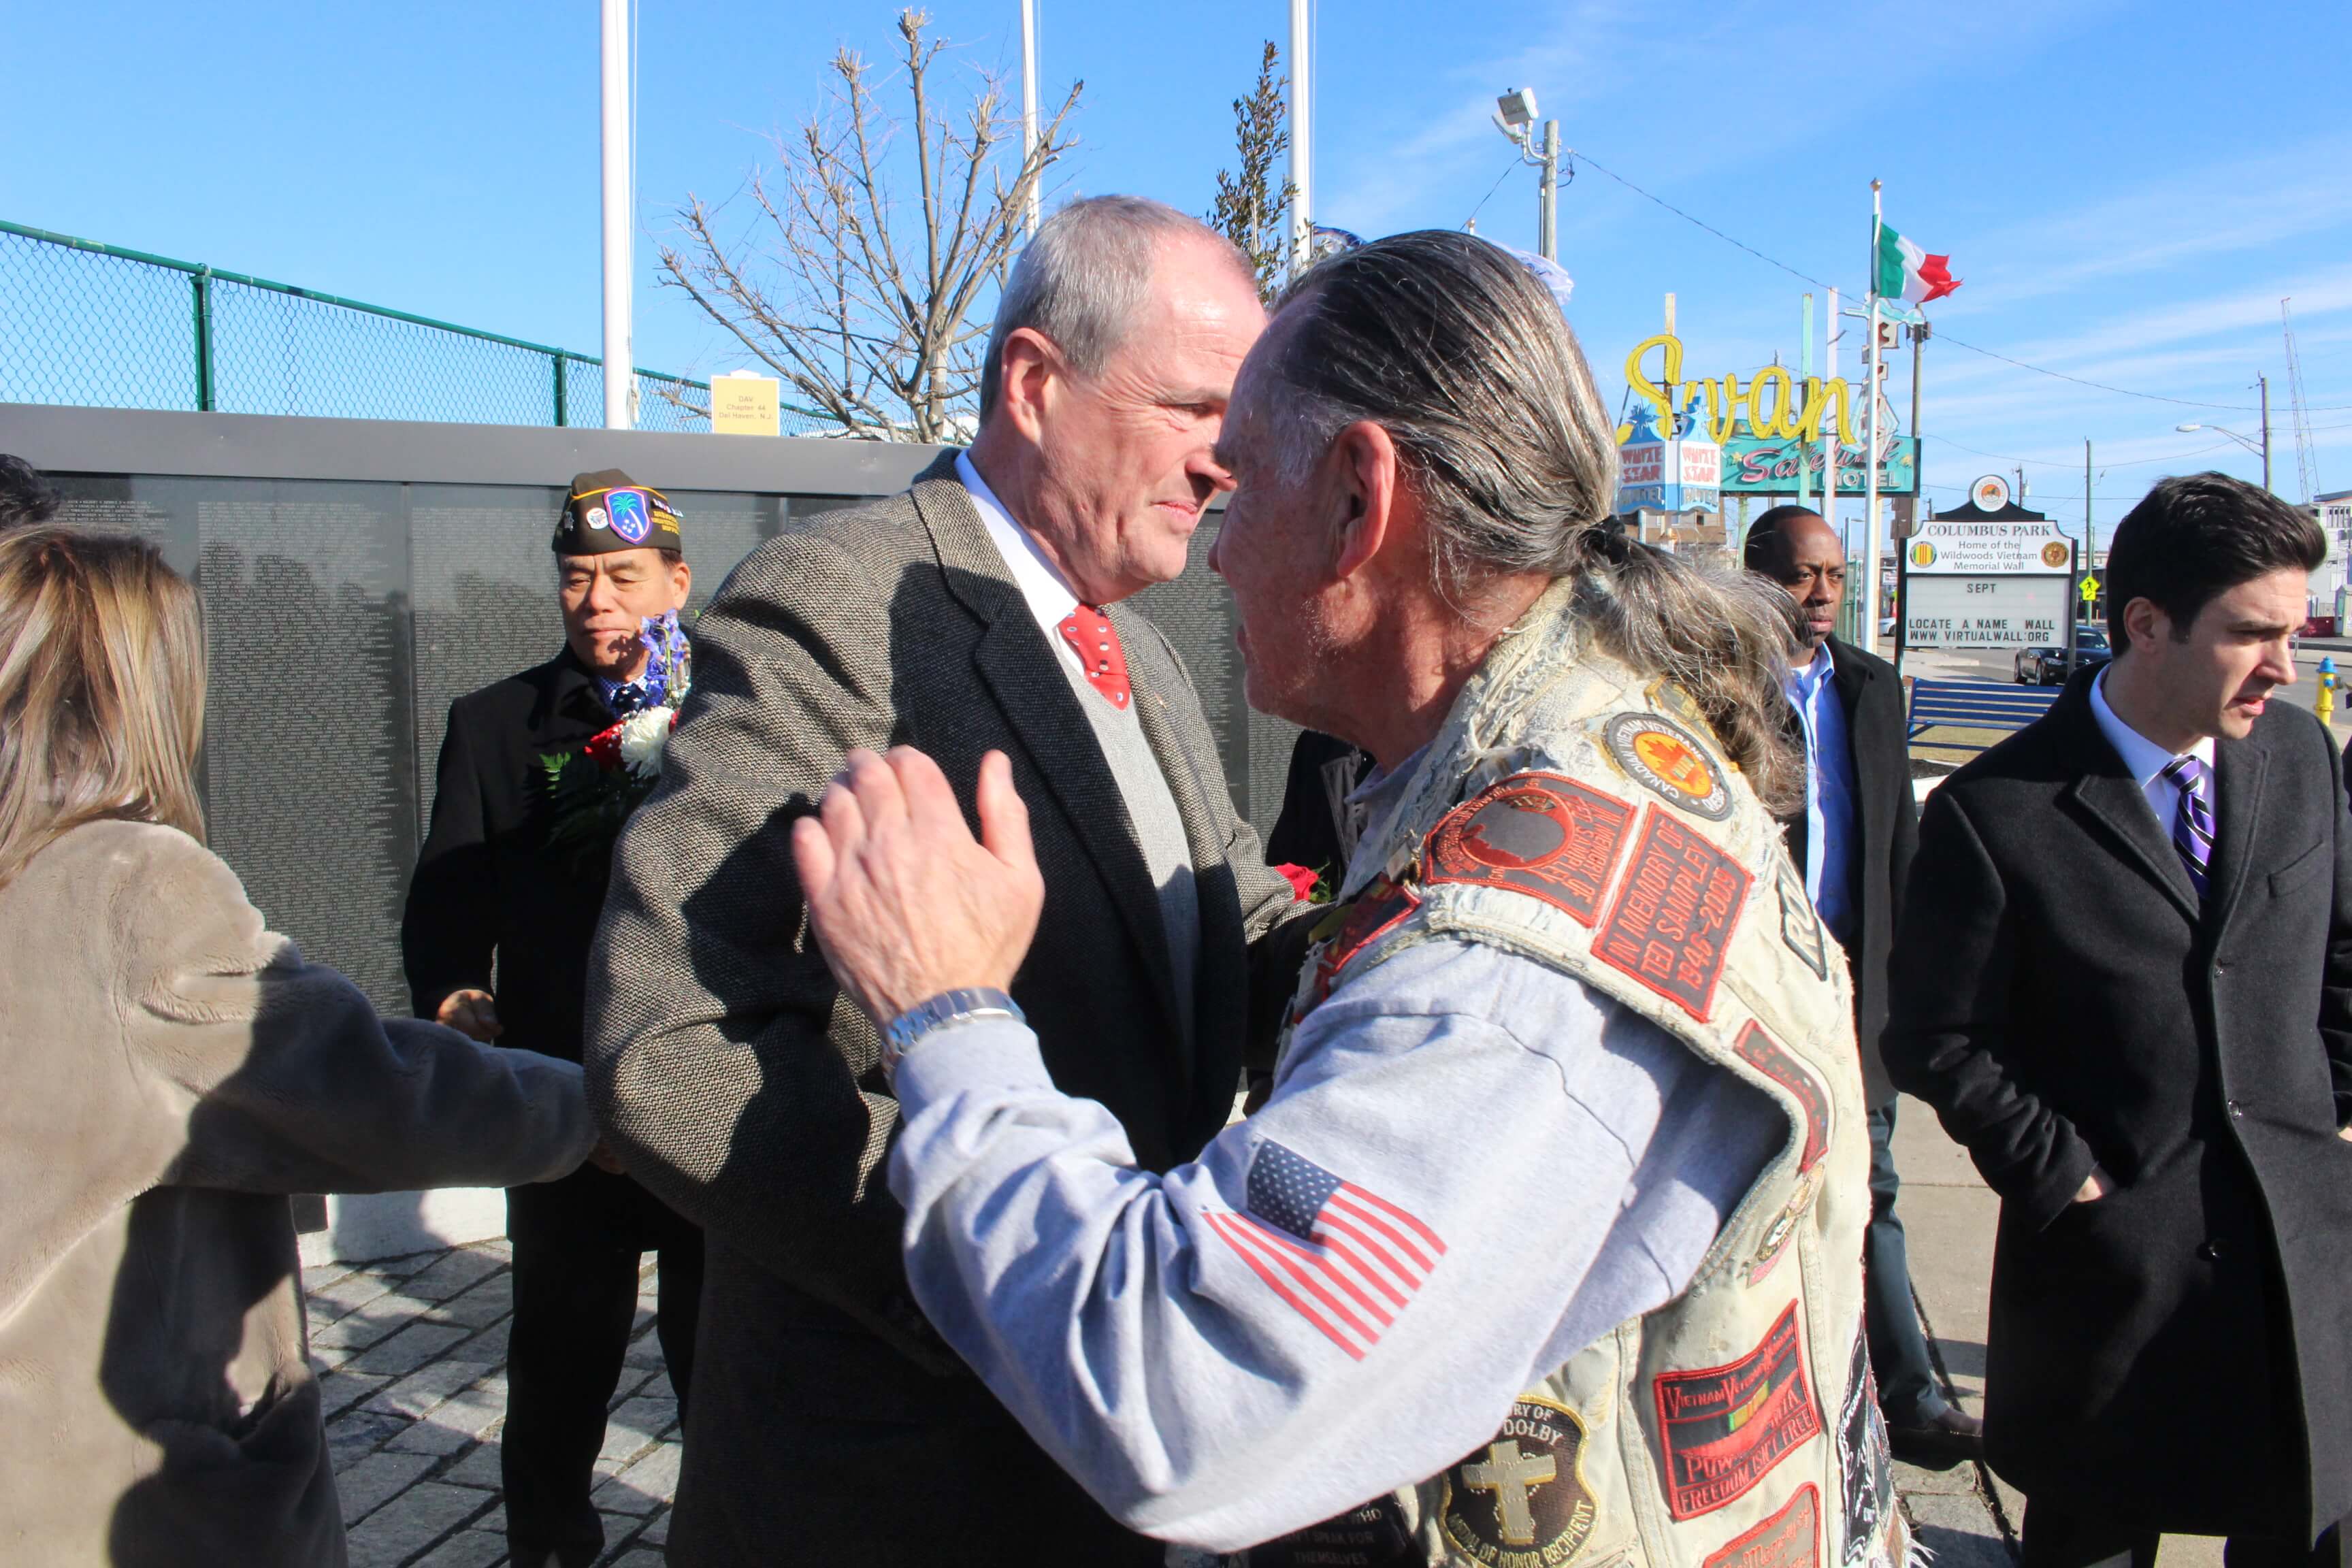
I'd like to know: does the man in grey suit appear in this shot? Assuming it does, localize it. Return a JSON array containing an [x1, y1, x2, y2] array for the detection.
[[587, 196, 1310, 1565]]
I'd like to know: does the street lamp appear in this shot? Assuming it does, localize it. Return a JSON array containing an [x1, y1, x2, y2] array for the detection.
[[2176, 420, 2272, 492], [1491, 87, 1560, 262]]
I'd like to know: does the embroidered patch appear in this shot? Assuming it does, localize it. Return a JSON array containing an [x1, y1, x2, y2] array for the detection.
[[1303, 877, 1420, 1013], [1439, 1396, 1599, 1565], [1605, 712, 1734, 821], [1745, 1166, 1823, 1287], [1776, 867, 1829, 981], [1702, 1484, 1820, 1568], [1654, 1302, 1824, 1520], [1734, 1022, 1829, 1176], [1595, 808, 1752, 1022], [1250, 1495, 1416, 1567], [1835, 1330, 1893, 1563], [606, 487, 653, 543], [1423, 772, 1635, 927]]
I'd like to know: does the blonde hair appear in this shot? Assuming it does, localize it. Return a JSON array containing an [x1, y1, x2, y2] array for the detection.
[[0, 527, 207, 888]]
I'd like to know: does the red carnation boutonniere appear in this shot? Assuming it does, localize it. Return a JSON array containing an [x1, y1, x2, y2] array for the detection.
[[1275, 863, 1322, 902]]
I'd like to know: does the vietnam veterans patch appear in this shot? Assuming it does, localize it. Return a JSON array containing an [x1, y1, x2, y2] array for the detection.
[[1439, 1396, 1598, 1566], [1654, 1302, 1823, 1520], [1701, 1484, 1820, 1568], [1776, 867, 1829, 981], [1835, 1330, 1892, 1563], [1596, 808, 1752, 1022], [1423, 772, 1634, 927], [1249, 1495, 1416, 1567], [1734, 1022, 1829, 1177], [1605, 712, 1734, 821]]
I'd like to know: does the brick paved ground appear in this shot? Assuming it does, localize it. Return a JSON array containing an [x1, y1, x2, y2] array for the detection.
[[303, 1240, 678, 1568], [304, 1231, 2021, 1566]]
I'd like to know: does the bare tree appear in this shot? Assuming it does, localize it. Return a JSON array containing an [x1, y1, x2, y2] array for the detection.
[[657, 10, 1081, 440], [1208, 42, 1293, 305]]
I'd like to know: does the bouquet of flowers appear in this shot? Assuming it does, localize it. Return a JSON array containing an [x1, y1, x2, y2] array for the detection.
[[539, 610, 691, 869]]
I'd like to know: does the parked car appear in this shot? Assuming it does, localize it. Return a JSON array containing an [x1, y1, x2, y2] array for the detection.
[[2014, 626, 2112, 685]]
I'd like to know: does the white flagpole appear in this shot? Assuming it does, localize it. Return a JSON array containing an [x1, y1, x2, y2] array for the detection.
[[600, 0, 632, 429], [1288, 0, 1311, 273], [1020, 0, 1039, 236], [1823, 284, 1839, 569], [1863, 180, 1884, 655]]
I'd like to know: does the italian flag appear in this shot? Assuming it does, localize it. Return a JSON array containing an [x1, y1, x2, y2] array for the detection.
[[1876, 225, 1961, 306]]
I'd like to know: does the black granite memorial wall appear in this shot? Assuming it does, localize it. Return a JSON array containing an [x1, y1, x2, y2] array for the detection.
[[20, 408, 1298, 1019]]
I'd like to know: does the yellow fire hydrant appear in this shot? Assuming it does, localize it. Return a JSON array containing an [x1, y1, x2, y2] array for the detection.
[[2319, 657, 2338, 729]]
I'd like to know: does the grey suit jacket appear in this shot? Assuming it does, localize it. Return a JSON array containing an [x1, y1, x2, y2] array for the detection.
[[585, 451, 1306, 1563]]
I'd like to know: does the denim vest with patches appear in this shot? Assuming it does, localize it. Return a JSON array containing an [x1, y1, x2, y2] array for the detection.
[[1250, 578, 1902, 1568]]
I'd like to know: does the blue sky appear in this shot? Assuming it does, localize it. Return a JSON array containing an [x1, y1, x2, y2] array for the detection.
[[4, 0, 2348, 529]]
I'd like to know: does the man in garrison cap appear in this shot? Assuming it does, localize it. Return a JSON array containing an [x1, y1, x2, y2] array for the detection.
[[402, 470, 702, 1568]]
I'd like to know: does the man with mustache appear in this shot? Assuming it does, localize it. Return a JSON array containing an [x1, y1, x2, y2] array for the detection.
[[1887, 472, 2352, 1566], [587, 196, 1310, 1566]]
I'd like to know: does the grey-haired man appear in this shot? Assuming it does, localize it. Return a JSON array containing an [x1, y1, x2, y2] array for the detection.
[[587, 197, 1313, 1567]]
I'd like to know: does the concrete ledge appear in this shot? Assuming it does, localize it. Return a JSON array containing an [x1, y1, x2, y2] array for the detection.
[[301, 1188, 508, 1268]]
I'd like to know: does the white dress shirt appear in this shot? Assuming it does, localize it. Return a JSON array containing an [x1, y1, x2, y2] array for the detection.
[[956, 451, 1090, 683], [2089, 665, 2215, 828]]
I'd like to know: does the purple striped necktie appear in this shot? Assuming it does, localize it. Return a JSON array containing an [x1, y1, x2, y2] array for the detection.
[[2161, 754, 2214, 898]]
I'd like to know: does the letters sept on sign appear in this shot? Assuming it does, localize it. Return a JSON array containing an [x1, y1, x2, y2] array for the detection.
[[1623, 333, 1861, 448]]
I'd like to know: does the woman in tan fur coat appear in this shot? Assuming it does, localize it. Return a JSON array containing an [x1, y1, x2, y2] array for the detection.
[[0, 527, 597, 1566]]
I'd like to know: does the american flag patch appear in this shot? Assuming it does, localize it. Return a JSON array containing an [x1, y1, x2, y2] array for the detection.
[[1205, 1139, 1446, 1360]]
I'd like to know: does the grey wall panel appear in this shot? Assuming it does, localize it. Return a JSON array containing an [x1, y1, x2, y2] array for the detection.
[[20, 405, 1301, 1022]]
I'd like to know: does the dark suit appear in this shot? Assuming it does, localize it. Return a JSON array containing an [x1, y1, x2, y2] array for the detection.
[[403, 650, 704, 1567], [587, 452, 1308, 1566], [1771, 638, 1939, 1426], [1886, 669, 2352, 1548]]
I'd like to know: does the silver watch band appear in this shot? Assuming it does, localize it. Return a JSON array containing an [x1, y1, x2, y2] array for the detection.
[[879, 987, 1025, 1077]]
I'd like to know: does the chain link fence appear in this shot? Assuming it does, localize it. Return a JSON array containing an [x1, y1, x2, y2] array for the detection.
[[0, 220, 830, 436]]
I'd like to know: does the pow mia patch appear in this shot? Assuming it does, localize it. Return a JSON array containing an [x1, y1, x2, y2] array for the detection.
[[1424, 772, 1635, 927], [1596, 808, 1752, 1022], [1605, 712, 1734, 821], [1439, 1396, 1598, 1566], [1248, 1494, 1416, 1567], [1653, 1302, 1824, 1520], [1734, 1022, 1829, 1177], [1701, 1484, 1820, 1568], [1775, 867, 1829, 981], [1836, 1330, 1893, 1563]]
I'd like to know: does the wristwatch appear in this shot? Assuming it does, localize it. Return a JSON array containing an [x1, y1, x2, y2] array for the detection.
[[879, 987, 1026, 1079]]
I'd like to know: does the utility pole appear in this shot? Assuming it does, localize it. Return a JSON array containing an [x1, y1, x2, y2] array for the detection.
[[1863, 180, 1884, 656], [1537, 120, 1559, 261], [2085, 439, 2096, 566], [1019, 0, 1039, 236], [600, 0, 632, 429], [1288, 0, 1311, 273], [2259, 374, 2274, 493]]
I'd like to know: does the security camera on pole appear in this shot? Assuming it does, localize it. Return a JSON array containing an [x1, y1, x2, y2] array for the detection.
[[1490, 88, 1559, 261]]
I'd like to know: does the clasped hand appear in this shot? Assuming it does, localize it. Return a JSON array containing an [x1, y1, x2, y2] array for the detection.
[[791, 747, 1045, 1030]]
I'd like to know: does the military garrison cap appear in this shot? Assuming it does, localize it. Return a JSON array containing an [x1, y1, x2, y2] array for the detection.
[[553, 470, 684, 556]]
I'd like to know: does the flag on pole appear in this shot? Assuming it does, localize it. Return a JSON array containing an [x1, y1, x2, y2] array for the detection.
[[1874, 226, 1961, 306]]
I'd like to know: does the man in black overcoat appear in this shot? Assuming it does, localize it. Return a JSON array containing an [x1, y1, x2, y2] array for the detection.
[[1886, 472, 2352, 1566], [402, 471, 705, 1568], [1743, 505, 1976, 1463]]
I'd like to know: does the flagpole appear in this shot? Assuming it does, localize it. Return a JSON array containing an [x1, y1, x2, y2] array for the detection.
[[1823, 285, 1838, 581], [1863, 180, 1884, 655]]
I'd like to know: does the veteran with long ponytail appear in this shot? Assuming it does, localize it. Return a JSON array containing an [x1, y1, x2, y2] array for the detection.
[[787, 232, 1895, 1567]]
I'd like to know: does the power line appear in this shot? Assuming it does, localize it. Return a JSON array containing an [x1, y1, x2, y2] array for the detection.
[[1462, 153, 1522, 231], [1567, 148, 2352, 415], [1569, 151, 1833, 293]]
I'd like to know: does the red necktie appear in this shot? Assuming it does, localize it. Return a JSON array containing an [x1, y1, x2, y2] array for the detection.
[[1058, 605, 1131, 710]]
